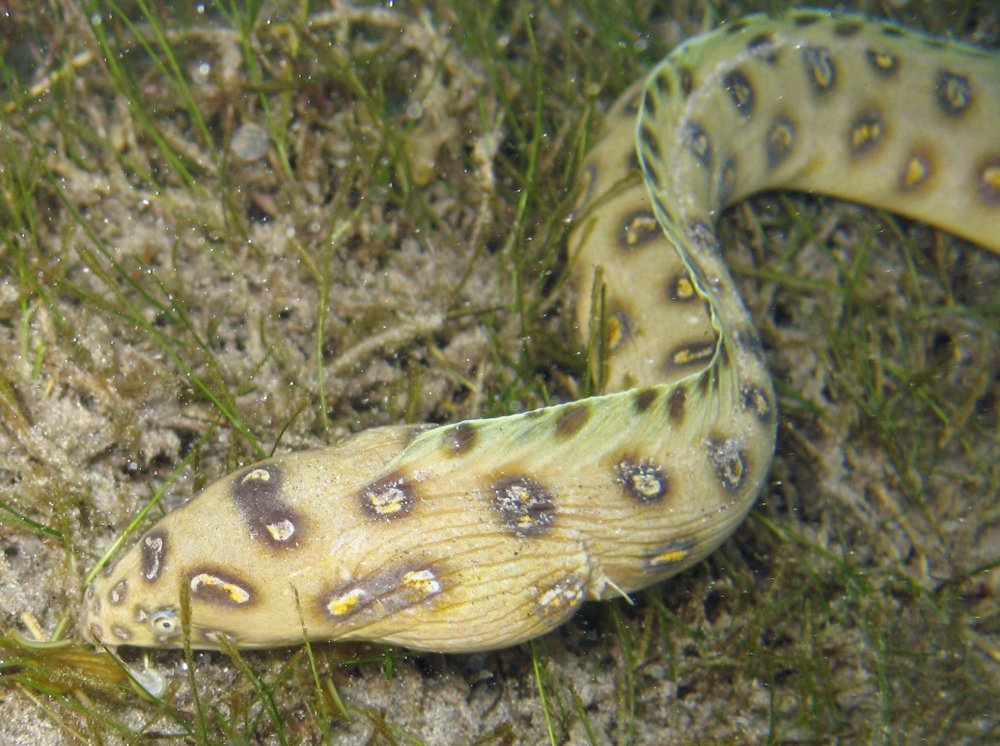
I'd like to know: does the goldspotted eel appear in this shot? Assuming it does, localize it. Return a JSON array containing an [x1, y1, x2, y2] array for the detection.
[[79, 10, 999, 652]]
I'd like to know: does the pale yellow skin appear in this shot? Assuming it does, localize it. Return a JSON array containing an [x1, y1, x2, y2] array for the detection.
[[80, 10, 1000, 653]]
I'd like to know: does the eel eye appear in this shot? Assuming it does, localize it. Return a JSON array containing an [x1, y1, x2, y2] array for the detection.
[[149, 608, 181, 639]]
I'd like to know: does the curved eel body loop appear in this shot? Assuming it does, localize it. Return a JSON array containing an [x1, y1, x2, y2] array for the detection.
[[80, 10, 999, 653]]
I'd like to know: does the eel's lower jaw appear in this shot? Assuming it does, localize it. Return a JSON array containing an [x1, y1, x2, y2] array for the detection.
[[79, 586, 98, 645]]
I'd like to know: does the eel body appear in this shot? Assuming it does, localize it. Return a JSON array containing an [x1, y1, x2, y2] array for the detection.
[[80, 10, 999, 652]]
